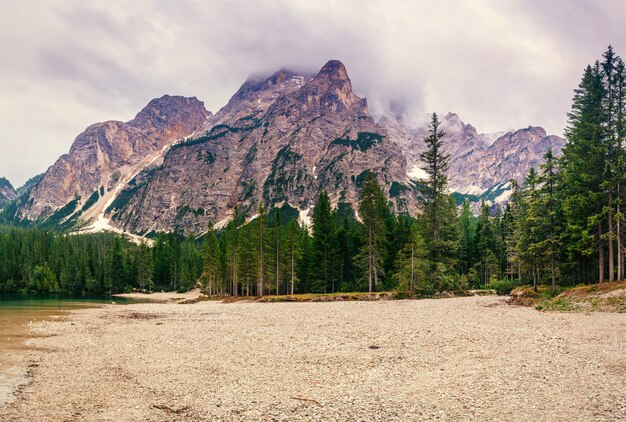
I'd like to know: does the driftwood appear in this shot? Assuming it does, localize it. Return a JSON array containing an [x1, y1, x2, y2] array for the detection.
[[151, 404, 191, 414], [291, 396, 322, 406]]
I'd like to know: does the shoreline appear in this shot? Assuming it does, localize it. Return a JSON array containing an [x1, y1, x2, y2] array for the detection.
[[112, 289, 202, 303], [2, 296, 625, 420], [0, 292, 198, 408], [0, 310, 72, 408]]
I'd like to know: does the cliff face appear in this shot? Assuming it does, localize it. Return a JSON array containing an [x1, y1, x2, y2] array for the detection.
[[108, 61, 416, 235], [18, 96, 210, 226]]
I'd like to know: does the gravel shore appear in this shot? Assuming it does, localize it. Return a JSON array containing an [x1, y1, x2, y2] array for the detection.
[[1, 296, 625, 421]]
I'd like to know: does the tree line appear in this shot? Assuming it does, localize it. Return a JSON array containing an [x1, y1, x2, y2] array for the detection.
[[502, 46, 626, 293], [0, 228, 202, 294]]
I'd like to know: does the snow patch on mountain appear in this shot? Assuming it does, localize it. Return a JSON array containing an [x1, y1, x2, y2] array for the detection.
[[407, 165, 428, 181]]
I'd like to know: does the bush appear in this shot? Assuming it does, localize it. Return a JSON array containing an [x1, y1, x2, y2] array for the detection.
[[486, 278, 518, 295], [535, 298, 579, 312], [457, 274, 469, 291]]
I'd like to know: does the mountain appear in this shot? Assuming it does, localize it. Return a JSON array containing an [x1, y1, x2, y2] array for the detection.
[[9, 60, 564, 235], [107, 61, 416, 235], [11, 96, 210, 228], [0, 177, 17, 205]]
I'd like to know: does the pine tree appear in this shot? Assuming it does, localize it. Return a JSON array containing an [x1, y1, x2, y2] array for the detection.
[[458, 200, 476, 276], [237, 223, 258, 296], [538, 149, 560, 295], [137, 241, 154, 293], [202, 223, 221, 297], [271, 210, 285, 295], [420, 113, 459, 285], [256, 204, 267, 296], [475, 201, 498, 286], [522, 168, 543, 291], [420, 113, 451, 243], [560, 63, 607, 282], [616, 56, 626, 281], [394, 224, 427, 292], [311, 191, 336, 293], [504, 180, 524, 283], [355, 172, 387, 292], [224, 206, 244, 295], [285, 218, 303, 295]]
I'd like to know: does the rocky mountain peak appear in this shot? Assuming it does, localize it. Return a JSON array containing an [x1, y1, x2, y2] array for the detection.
[[206, 70, 312, 128], [270, 59, 366, 118], [131, 95, 210, 130], [17, 95, 210, 223], [0, 177, 17, 205], [526, 126, 547, 138], [441, 112, 468, 134], [316, 60, 350, 82]]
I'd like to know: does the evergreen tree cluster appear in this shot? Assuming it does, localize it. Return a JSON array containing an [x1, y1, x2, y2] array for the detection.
[[480, 46, 626, 294], [0, 227, 202, 294]]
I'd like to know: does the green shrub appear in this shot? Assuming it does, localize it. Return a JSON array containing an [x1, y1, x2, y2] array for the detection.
[[536, 298, 579, 312], [486, 278, 518, 295], [457, 274, 469, 291]]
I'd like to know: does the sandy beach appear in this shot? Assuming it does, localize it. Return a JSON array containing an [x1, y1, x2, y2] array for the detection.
[[1, 295, 625, 421]]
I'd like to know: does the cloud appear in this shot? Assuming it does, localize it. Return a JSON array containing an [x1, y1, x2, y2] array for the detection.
[[0, 0, 624, 186]]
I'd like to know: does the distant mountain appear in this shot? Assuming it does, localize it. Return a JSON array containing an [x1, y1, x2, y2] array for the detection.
[[385, 112, 564, 203], [9, 60, 564, 235], [0, 177, 17, 206]]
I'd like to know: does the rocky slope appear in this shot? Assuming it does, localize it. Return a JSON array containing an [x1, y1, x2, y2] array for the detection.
[[386, 113, 564, 201], [10, 60, 564, 235], [108, 61, 416, 235], [15, 96, 210, 227], [0, 177, 17, 206], [454, 126, 564, 201]]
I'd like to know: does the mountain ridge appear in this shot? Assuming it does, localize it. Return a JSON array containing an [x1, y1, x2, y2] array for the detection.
[[4, 60, 564, 235]]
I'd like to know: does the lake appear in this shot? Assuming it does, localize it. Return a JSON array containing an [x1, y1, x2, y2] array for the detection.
[[0, 293, 142, 407]]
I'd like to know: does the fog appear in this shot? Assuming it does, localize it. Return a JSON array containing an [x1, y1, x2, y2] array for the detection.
[[1, 0, 624, 186]]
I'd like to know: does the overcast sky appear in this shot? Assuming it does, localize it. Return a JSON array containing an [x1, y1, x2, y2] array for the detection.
[[0, 0, 624, 186]]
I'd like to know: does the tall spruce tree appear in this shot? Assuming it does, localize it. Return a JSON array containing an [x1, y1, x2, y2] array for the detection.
[[420, 113, 450, 243], [522, 167, 543, 291], [311, 191, 337, 293], [202, 223, 221, 296], [355, 172, 387, 292], [538, 149, 560, 294], [420, 113, 459, 284], [285, 218, 303, 295], [560, 63, 606, 282]]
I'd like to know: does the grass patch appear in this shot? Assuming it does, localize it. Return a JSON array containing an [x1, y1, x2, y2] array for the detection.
[[220, 290, 478, 303], [535, 298, 581, 312], [510, 282, 626, 313], [558, 281, 626, 298]]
